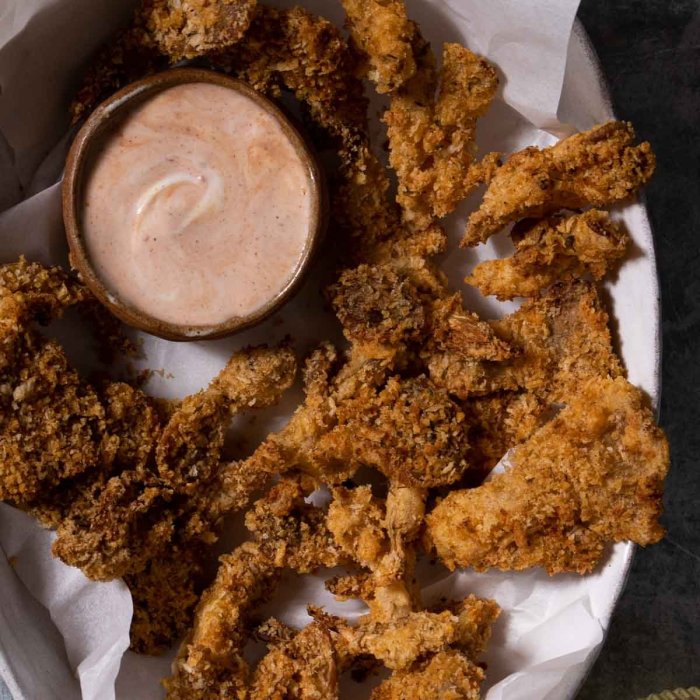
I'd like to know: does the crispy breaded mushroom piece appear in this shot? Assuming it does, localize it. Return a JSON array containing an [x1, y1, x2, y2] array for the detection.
[[426, 376, 669, 575], [248, 352, 471, 489], [384, 34, 500, 229], [466, 210, 630, 300], [312, 594, 499, 681], [126, 547, 204, 655], [52, 345, 296, 581], [425, 280, 623, 401], [462, 391, 546, 476], [164, 541, 277, 699], [462, 121, 656, 247], [244, 477, 344, 571], [0, 259, 105, 503], [248, 622, 339, 700], [165, 478, 343, 699], [424, 293, 515, 362], [26, 381, 162, 530], [370, 650, 484, 700], [215, 5, 400, 249], [340, 0, 417, 93], [218, 5, 368, 143], [330, 263, 427, 353], [138, 0, 257, 61], [155, 345, 297, 491], [243, 332, 473, 489], [324, 375, 470, 488], [326, 482, 425, 623]]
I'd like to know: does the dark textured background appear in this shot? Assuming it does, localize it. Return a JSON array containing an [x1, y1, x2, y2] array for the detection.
[[577, 0, 700, 697]]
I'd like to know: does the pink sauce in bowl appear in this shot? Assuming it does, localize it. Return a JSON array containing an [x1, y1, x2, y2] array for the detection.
[[64, 70, 324, 339]]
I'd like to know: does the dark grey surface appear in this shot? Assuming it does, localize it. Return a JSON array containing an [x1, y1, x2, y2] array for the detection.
[[577, 1, 700, 697]]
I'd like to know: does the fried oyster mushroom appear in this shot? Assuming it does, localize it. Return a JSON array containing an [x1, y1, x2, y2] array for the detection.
[[247, 588, 499, 699], [138, 0, 258, 61], [0, 259, 114, 505], [466, 209, 630, 300], [246, 364, 471, 489], [370, 650, 485, 700], [340, 0, 417, 93], [339, 0, 499, 228], [248, 621, 339, 699], [462, 121, 655, 247], [52, 344, 297, 581], [322, 480, 500, 699], [326, 482, 426, 622], [71, 0, 259, 122], [426, 375, 669, 575], [164, 477, 344, 699], [384, 34, 500, 229], [426, 279, 623, 402], [303, 594, 499, 699]]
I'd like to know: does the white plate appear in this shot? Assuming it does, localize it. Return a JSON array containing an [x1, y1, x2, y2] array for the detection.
[[0, 4, 661, 700]]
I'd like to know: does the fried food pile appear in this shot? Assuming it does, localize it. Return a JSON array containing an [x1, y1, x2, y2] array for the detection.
[[0, 0, 668, 698]]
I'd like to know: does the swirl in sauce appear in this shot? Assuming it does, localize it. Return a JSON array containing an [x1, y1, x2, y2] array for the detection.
[[82, 82, 313, 327]]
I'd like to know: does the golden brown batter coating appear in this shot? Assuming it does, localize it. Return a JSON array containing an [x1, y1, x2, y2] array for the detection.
[[426, 280, 623, 401], [126, 547, 204, 655], [218, 5, 368, 144], [248, 622, 339, 700], [52, 468, 176, 580], [340, 0, 417, 93], [316, 593, 498, 681], [21, 381, 161, 531], [165, 541, 277, 699], [462, 121, 656, 247], [100, 382, 162, 472], [327, 485, 388, 572], [250, 591, 499, 699], [0, 260, 105, 503], [426, 376, 669, 575], [249, 360, 471, 490], [239, 343, 362, 484], [385, 36, 499, 229], [370, 650, 484, 700], [467, 210, 630, 300], [138, 0, 257, 61], [325, 375, 470, 487], [166, 479, 340, 698], [156, 345, 297, 491], [330, 264, 426, 351], [462, 391, 546, 476], [425, 293, 515, 362], [326, 482, 425, 620], [52, 345, 296, 581], [245, 477, 344, 571], [0, 337, 107, 503]]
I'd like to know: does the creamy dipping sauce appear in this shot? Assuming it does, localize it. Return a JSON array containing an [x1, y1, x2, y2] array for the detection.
[[82, 82, 313, 327]]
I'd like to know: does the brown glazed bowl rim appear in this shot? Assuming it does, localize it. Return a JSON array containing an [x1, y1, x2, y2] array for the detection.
[[63, 67, 326, 341]]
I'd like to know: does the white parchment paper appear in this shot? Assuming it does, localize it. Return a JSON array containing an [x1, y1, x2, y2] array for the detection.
[[0, 1, 662, 699]]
